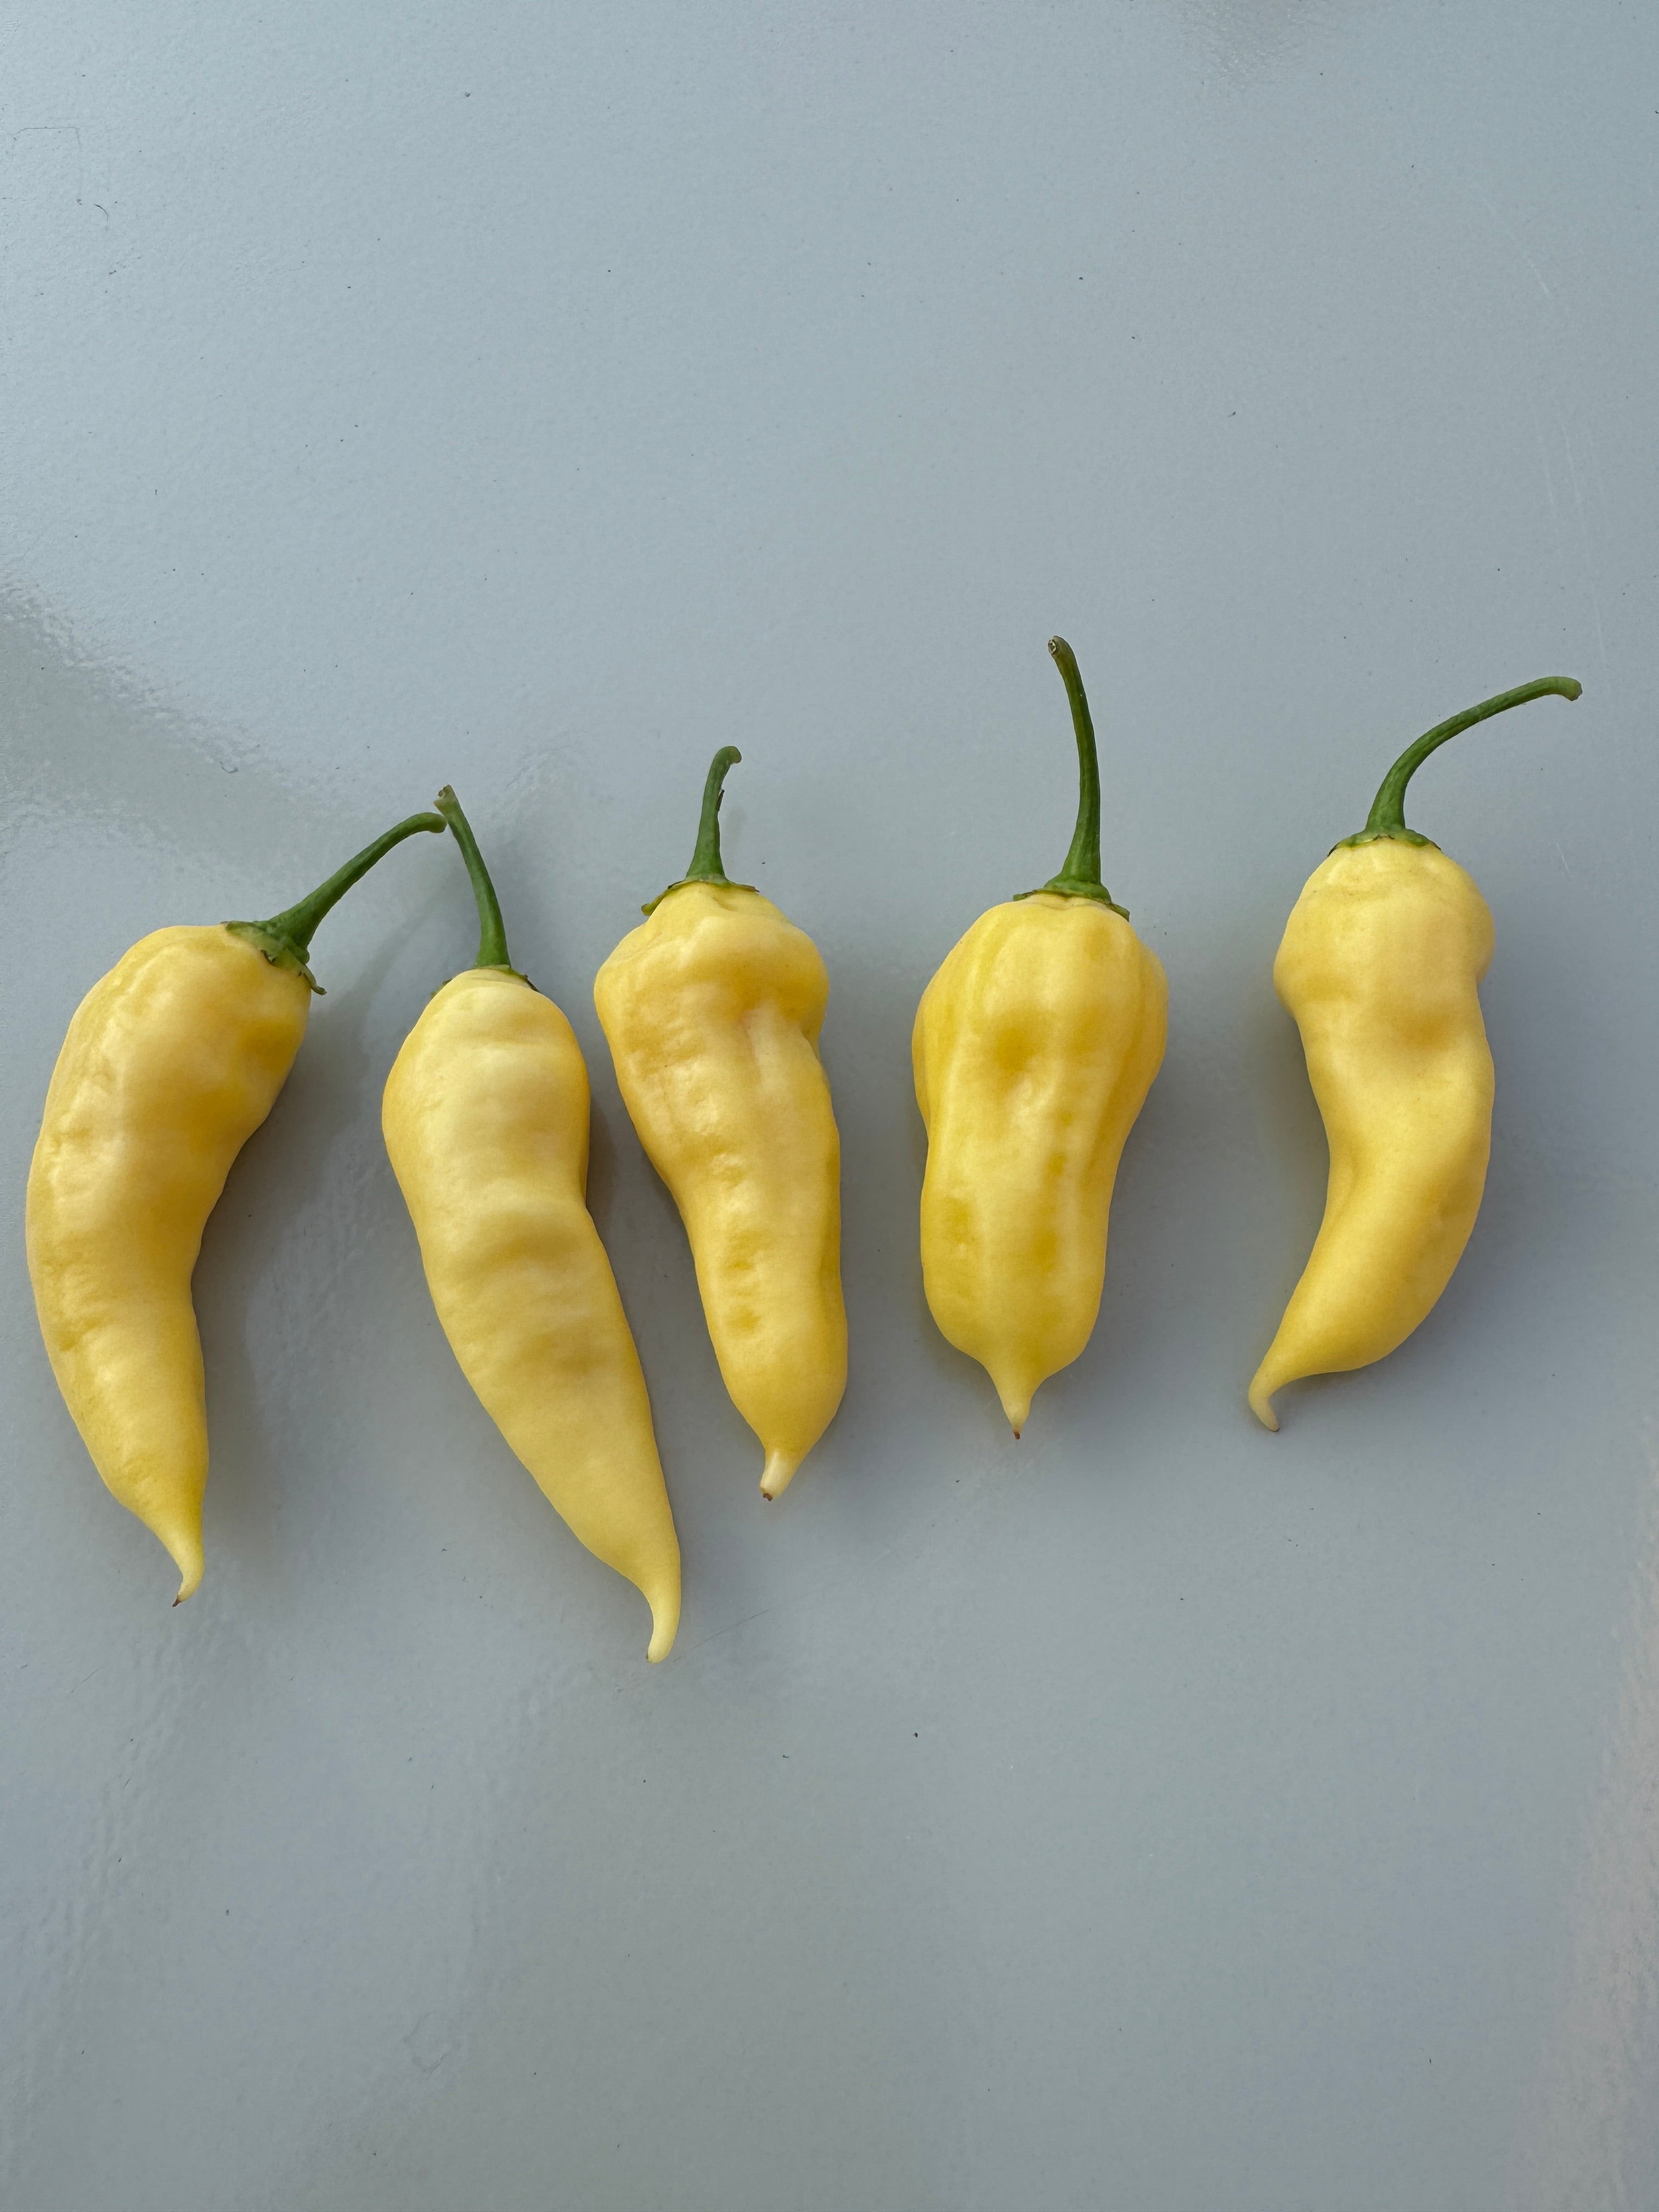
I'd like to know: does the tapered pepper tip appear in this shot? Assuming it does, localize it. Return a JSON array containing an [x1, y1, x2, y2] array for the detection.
[[1247, 1375, 1280, 1431], [644, 1583, 680, 1663], [760, 1448, 799, 1501], [163, 1532, 205, 1603], [995, 1381, 1032, 1436]]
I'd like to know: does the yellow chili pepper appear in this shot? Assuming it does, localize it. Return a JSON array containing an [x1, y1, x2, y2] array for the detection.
[[1249, 675, 1582, 1430], [384, 789, 680, 1659], [27, 811, 445, 1599], [913, 638, 1167, 1434], [594, 747, 845, 1500]]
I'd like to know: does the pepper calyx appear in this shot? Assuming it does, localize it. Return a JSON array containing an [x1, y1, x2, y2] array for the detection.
[[1332, 827, 1440, 854], [1013, 881, 1131, 916], [433, 786, 534, 980], [1015, 637, 1128, 915], [645, 746, 755, 915], [224, 921, 324, 992], [1340, 676, 1581, 847], [223, 809, 446, 994], [642, 873, 758, 918]]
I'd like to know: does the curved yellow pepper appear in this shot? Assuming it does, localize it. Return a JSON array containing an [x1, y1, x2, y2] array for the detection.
[[385, 790, 680, 1659], [595, 748, 845, 1499], [913, 639, 1166, 1433], [1249, 676, 1582, 1429], [26, 814, 445, 1598]]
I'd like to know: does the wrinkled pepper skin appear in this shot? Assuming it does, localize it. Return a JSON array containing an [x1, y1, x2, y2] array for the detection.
[[913, 638, 1166, 1434], [915, 896, 1166, 1432], [1249, 676, 1581, 1429], [27, 929, 309, 1599], [386, 793, 680, 1659], [595, 752, 845, 1500], [26, 813, 441, 1598], [1247, 847, 1493, 1426]]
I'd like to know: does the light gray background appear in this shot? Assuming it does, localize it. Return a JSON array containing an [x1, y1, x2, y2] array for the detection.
[[3, 5, 1655, 2208]]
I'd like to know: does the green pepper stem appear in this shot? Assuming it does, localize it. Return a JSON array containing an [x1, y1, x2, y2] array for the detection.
[[642, 745, 756, 915], [1346, 676, 1583, 847], [227, 810, 445, 990], [1015, 636, 1126, 913], [435, 786, 516, 971], [686, 746, 741, 884]]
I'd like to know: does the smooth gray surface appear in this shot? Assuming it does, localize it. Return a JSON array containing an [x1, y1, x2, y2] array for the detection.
[[3, 5, 1656, 2208]]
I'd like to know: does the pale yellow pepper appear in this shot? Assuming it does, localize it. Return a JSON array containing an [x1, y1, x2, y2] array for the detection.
[[384, 790, 680, 1658], [595, 748, 845, 1499], [27, 814, 445, 1597], [1250, 677, 1582, 1429], [913, 639, 1166, 1433]]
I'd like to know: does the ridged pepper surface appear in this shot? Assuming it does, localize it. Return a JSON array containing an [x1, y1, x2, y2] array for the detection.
[[1249, 676, 1582, 1428], [595, 747, 845, 1500], [385, 791, 681, 1658], [914, 639, 1166, 1434], [28, 813, 444, 1596]]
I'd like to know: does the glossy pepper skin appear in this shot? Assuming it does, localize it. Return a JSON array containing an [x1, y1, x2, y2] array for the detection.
[[26, 814, 445, 1598], [385, 790, 680, 1659], [914, 639, 1166, 1434], [1249, 676, 1582, 1429], [595, 748, 845, 1499]]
